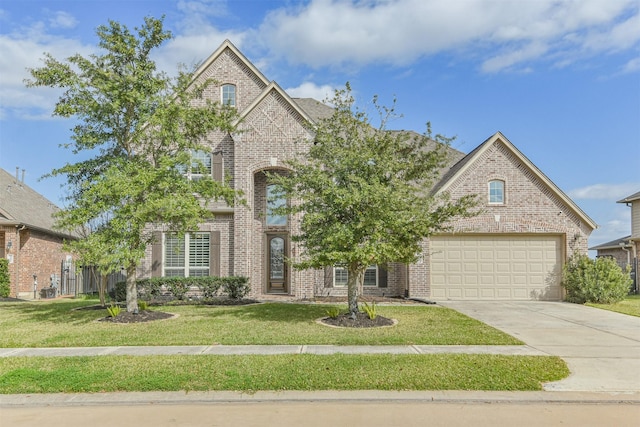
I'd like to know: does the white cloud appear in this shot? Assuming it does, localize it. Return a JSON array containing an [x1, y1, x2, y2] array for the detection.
[[568, 183, 640, 200], [285, 82, 336, 101], [588, 204, 632, 248], [48, 11, 78, 29], [0, 23, 92, 119], [259, 0, 640, 72]]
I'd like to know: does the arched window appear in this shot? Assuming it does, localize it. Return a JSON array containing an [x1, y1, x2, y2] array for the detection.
[[488, 180, 505, 204], [221, 84, 236, 107], [266, 184, 287, 226]]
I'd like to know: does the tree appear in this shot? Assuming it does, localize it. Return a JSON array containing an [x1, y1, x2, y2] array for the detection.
[[27, 17, 239, 312], [269, 85, 477, 315]]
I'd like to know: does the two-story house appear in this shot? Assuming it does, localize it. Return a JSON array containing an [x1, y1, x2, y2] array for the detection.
[[137, 40, 596, 301]]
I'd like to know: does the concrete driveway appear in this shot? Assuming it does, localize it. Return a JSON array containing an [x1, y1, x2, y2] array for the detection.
[[439, 301, 640, 393]]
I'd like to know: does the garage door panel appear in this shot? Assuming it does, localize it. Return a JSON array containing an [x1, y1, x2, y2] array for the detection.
[[429, 235, 563, 301]]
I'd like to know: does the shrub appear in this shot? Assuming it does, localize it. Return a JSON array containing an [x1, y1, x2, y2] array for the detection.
[[137, 278, 163, 301], [222, 276, 251, 299], [361, 301, 377, 319], [111, 281, 127, 302], [0, 259, 9, 298], [562, 254, 631, 304], [165, 278, 191, 300], [325, 306, 341, 319], [137, 300, 148, 311], [199, 277, 223, 299], [106, 304, 121, 317]]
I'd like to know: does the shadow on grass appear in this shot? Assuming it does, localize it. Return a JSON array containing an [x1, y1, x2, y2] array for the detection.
[[190, 301, 339, 324], [0, 299, 101, 326]]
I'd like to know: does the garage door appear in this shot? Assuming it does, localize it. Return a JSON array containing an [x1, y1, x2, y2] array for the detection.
[[430, 235, 563, 300]]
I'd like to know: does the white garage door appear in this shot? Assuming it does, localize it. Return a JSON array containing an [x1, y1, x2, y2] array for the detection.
[[430, 235, 563, 300]]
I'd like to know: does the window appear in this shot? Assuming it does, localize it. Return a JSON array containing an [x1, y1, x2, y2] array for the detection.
[[190, 150, 212, 181], [334, 265, 378, 287], [266, 184, 287, 226], [164, 232, 210, 277], [221, 84, 236, 107], [489, 180, 505, 204]]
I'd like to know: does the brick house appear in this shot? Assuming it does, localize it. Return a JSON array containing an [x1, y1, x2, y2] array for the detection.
[[0, 168, 75, 298], [590, 191, 640, 292], [138, 40, 596, 301]]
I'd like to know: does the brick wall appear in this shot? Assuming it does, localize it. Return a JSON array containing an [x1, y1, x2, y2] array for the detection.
[[1, 226, 71, 298], [406, 139, 591, 298]]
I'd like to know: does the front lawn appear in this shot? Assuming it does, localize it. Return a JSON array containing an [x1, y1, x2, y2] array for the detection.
[[0, 299, 522, 347], [0, 353, 568, 393], [587, 294, 640, 317]]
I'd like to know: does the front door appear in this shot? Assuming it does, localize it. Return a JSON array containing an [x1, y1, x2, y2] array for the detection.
[[267, 234, 287, 293]]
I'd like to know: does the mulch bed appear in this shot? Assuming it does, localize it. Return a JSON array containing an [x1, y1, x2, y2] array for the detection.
[[320, 312, 396, 328], [98, 310, 175, 324]]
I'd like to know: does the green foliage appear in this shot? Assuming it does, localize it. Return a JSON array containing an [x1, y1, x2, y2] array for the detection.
[[361, 301, 377, 320], [164, 278, 191, 300], [137, 301, 148, 311], [268, 84, 477, 313], [106, 304, 122, 318], [26, 16, 241, 312], [325, 306, 342, 319], [113, 276, 248, 301], [199, 278, 223, 299], [0, 259, 9, 298], [136, 279, 163, 301], [222, 276, 251, 300], [562, 254, 631, 304], [112, 281, 127, 302]]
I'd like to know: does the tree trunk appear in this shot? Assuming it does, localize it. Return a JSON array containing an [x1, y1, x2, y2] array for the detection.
[[125, 263, 138, 313], [347, 264, 365, 316], [99, 274, 107, 307]]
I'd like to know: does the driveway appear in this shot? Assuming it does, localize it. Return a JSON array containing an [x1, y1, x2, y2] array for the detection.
[[439, 301, 640, 392]]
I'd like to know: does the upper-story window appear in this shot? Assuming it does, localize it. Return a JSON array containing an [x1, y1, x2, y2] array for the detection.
[[190, 150, 212, 181], [221, 84, 236, 107], [266, 184, 287, 226], [488, 180, 505, 204]]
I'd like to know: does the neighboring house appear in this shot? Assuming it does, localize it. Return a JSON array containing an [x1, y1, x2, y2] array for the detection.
[[590, 191, 640, 292], [138, 40, 596, 301], [0, 168, 76, 298]]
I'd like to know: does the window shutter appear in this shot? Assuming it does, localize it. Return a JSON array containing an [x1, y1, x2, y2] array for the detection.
[[151, 232, 162, 277], [212, 152, 223, 182], [378, 265, 388, 288], [209, 231, 221, 276], [324, 266, 333, 288]]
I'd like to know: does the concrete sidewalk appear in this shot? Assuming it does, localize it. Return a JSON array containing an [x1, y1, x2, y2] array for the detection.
[[0, 344, 547, 357]]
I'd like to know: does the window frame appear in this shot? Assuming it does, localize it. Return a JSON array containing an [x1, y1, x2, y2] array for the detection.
[[163, 232, 211, 277], [333, 265, 379, 287], [188, 150, 212, 181], [221, 84, 236, 107], [488, 179, 505, 205], [266, 184, 287, 226]]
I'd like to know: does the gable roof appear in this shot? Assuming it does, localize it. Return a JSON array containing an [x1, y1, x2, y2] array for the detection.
[[191, 39, 270, 88], [0, 168, 75, 238], [618, 191, 640, 204], [236, 81, 316, 127], [433, 131, 598, 230]]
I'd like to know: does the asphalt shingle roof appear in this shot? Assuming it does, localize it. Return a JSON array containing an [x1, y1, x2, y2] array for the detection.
[[0, 168, 72, 237]]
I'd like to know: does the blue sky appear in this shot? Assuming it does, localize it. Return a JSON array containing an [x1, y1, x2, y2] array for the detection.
[[0, 0, 639, 251]]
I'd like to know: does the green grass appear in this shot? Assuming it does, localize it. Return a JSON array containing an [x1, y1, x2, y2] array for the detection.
[[0, 354, 568, 393], [587, 294, 640, 317], [0, 299, 522, 347]]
